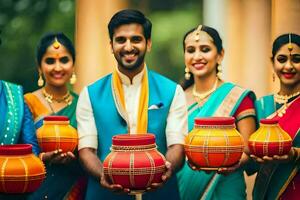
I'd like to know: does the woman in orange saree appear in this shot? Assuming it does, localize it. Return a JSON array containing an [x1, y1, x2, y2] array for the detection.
[[25, 32, 86, 200]]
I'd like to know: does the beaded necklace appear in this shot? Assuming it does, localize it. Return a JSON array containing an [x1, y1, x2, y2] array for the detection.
[[274, 91, 300, 117]]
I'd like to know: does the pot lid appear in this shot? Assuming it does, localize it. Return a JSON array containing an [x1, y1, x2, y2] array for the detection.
[[112, 134, 155, 146], [195, 117, 235, 126]]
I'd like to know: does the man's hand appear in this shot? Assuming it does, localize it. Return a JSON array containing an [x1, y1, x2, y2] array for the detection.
[[146, 161, 173, 191], [146, 144, 184, 192], [100, 170, 130, 194]]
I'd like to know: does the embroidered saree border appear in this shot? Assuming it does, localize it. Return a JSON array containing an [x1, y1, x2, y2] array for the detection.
[[0, 81, 23, 144]]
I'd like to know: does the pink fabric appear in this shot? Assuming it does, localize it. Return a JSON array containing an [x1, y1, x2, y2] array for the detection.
[[277, 97, 300, 139], [281, 173, 300, 200], [277, 96, 300, 199]]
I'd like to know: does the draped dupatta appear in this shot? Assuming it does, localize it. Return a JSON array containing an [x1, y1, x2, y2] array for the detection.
[[111, 68, 149, 133], [24, 91, 78, 129]]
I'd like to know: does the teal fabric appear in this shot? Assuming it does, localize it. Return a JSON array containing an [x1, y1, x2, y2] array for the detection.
[[86, 70, 180, 200], [255, 94, 275, 121], [0, 81, 23, 144], [177, 82, 255, 200], [0, 81, 39, 154]]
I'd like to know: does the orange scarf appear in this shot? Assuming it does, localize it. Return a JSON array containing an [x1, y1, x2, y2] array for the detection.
[[112, 68, 149, 133]]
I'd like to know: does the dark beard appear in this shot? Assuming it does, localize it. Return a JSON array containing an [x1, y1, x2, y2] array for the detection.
[[116, 49, 146, 71]]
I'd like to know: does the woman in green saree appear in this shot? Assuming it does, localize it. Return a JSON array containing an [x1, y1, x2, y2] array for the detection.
[[252, 33, 300, 200], [177, 25, 257, 200], [25, 32, 86, 200]]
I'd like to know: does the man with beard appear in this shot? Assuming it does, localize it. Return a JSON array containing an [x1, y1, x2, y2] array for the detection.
[[76, 9, 187, 199]]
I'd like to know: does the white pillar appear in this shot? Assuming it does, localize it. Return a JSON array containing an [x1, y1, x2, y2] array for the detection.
[[203, 0, 229, 80]]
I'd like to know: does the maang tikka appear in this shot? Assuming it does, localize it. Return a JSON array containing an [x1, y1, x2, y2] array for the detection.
[[52, 37, 61, 49], [193, 25, 213, 42], [288, 33, 293, 53]]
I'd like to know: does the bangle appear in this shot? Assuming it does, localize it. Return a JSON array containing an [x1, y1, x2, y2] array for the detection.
[[39, 152, 46, 162]]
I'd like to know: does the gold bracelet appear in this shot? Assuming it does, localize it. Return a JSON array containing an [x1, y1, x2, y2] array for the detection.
[[39, 152, 46, 162]]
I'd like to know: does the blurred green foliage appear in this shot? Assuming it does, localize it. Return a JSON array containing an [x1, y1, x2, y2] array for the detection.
[[131, 0, 203, 82], [0, 0, 75, 93], [0, 0, 202, 92]]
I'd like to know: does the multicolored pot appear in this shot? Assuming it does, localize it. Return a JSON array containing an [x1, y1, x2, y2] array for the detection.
[[0, 144, 46, 193], [248, 119, 292, 157], [103, 134, 166, 190], [36, 116, 78, 152], [184, 117, 244, 169]]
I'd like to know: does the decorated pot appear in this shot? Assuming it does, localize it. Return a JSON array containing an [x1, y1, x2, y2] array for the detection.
[[103, 134, 166, 190], [184, 117, 244, 169], [36, 116, 78, 152], [248, 118, 292, 157], [0, 144, 46, 193]]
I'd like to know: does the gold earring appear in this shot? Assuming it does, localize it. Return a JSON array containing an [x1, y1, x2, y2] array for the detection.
[[217, 64, 222, 79], [272, 72, 275, 82], [38, 72, 44, 87], [70, 72, 77, 85], [185, 67, 191, 80]]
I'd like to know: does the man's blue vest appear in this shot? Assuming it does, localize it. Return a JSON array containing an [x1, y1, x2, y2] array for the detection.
[[85, 70, 180, 200]]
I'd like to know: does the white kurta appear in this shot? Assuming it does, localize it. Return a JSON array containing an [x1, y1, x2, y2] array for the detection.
[[76, 69, 188, 150]]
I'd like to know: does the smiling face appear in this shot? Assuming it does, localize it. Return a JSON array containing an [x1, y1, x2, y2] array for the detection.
[[273, 43, 300, 89], [40, 44, 74, 88], [184, 31, 223, 79], [110, 23, 151, 76]]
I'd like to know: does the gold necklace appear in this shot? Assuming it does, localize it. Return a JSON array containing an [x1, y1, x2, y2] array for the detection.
[[274, 91, 300, 117], [193, 78, 218, 102], [42, 88, 72, 106]]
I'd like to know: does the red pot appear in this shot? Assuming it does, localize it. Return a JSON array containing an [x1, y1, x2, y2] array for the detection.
[[248, 119, 292, 157], [0, 144, 46, 193], [103, 134, 166, 190]]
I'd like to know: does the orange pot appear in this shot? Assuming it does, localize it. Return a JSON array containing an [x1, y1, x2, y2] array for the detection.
[[184, 117, 244, 170], [248, 119, 292, 157], [37, 116, 78, 152], [103, 134, 166, 190], [0, 144, 46, 193]]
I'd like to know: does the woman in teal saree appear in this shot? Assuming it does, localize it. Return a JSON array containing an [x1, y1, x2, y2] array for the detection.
[[177, 25, 257, 200], [0, 80, 40, 199], [0, 80, 39, 153], [252, 33, 300, 200], [25, 32, 86, 200]]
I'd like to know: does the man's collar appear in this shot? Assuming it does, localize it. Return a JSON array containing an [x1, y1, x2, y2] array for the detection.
[[116, 66, 146, 85]]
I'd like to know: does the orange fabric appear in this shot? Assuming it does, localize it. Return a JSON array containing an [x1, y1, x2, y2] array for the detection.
[[112, 69, 149, 134], [24, 93, 50, 121]]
